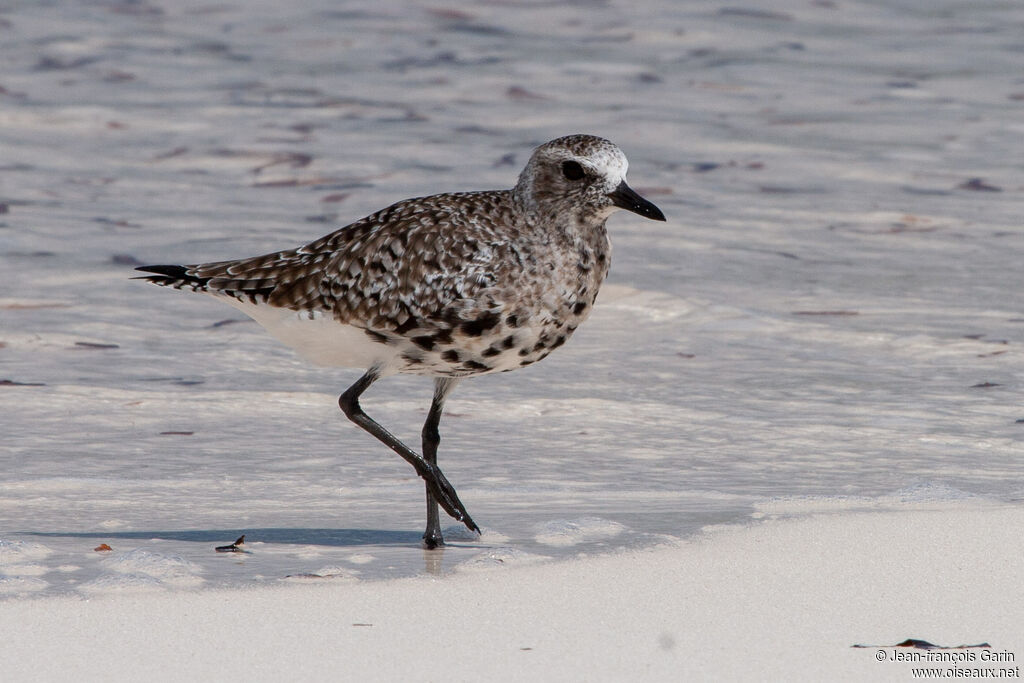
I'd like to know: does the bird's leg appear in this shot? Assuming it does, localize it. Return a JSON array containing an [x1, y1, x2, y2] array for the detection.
[[338, 369, 479, 535], [421, 377, 461, 549]]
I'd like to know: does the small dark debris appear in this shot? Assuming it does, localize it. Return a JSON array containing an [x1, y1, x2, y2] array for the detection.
[[253, 177, 341, 188], [153, 146, 189, 160], [692, 162, 720, 173], [1015, 419, 1024, 424], [256, 136, 311, 145], [853, 639, 991, 650], [718, 8, 793, 20], [0, 379, 46, 387], [0, 203, 8, 214], [159, 431, 194, 436], [352, 623, 373, 627], [215, 535, 246, 553], [506, 85, 547, 101], [677, 353, 696, 359], [93, 217, 142, 228], [94, 543, 113, 552], [957, 178, 1002, 192], [454, 125, 500, 136], [253, 179, 299, 188], [210, 318, 248, 328], [305, 213, 339, 223], [426, 7, 474, 20], [0, 86, 27, 99], [492, 152, 517, 168], [74, 341, 120, 349], [970, 382, 1000, 388], [35, 55, 100, 71], [321, 192, 350, 203], [7, 250, 55, 258], [251, 151, 313, 174], [103, 70, 136, 83], [111, 253, 143, 265]]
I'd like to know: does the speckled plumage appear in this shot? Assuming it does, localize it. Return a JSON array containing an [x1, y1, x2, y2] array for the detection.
[[136, 134, 665, 546]]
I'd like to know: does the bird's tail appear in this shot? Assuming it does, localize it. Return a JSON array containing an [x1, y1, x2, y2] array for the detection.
[[133, 264, 211, 292], [133, 261, 283, 305]]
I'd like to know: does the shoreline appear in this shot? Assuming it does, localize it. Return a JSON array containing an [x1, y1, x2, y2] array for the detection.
[[3, 504, 1020, 682]]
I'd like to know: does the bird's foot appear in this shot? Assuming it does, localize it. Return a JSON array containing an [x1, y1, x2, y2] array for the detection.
[[419, 463, 480, 535], [422, 528, 445, 550]]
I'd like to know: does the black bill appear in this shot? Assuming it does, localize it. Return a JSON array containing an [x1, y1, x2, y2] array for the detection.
[[608, 180, 666, 221]]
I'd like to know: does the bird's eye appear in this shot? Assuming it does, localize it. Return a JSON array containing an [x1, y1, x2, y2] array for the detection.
[[561, 160, 586, 181]]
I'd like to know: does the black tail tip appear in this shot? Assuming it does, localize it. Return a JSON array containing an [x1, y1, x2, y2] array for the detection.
[[132, 264, 208, 289], [134, 264, 189, 278]]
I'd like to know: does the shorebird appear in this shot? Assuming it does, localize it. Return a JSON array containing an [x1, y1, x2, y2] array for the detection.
[[136, 134, 666, 548]]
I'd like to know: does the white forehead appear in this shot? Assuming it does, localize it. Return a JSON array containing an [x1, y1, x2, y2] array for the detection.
[[577, 145, 628, 182]]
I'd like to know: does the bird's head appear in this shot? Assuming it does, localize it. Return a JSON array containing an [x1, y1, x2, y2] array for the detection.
[[514, 134, 666, 224]]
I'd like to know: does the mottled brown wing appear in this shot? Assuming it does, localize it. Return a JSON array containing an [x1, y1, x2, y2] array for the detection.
[[183, 190, 521, 333]]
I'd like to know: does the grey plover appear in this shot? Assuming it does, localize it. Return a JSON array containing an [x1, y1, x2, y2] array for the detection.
[[136, 134, 665, 548]]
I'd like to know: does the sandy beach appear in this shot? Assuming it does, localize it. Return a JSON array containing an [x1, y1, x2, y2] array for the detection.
[[1, 0, 1021, 679]]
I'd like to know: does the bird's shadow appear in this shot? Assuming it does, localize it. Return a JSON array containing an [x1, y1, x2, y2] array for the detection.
[[23, 528, 424, 547]]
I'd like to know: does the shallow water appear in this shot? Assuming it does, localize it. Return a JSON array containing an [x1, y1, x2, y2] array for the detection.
[[1, 0, 1022, 596]]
